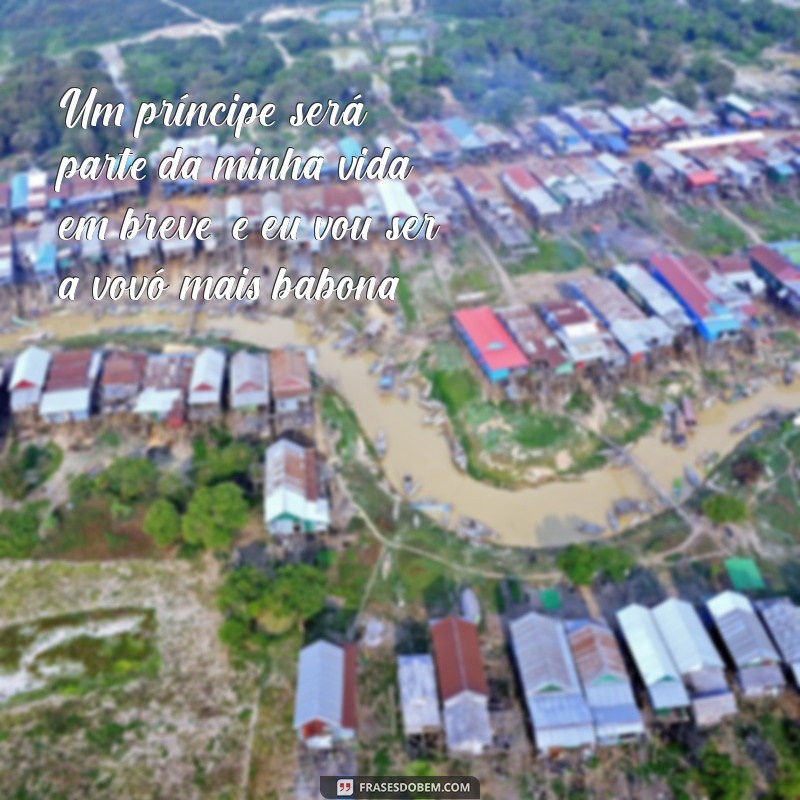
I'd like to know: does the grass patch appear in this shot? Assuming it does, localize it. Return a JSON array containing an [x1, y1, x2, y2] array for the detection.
[[0, 440, 63, 500], [675, 206, 748, 256], [506, 235, 585, 275]]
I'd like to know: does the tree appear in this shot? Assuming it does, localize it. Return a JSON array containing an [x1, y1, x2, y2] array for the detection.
[[96, 458, 158, 503], [673, 78, 700, 109], [731, 451, 763, 486], [697, 745, 751, 800], [182, 483, 248, 549], [556, 544, 598, 586], [420, 55, 452, 86], [143, 499, 181, 548], [702, 493, 748, 525]]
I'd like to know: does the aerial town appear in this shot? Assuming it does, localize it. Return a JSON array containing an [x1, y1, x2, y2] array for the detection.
[[2, 0, 800, 799]]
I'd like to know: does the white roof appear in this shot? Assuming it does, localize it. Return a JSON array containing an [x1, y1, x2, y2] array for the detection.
[[653, 598, 725, 675], [10, 346, 50, 392], [39, 388, 91, 417], [376, 178, 419, 220], [442, 695, 492, 754], [708, 591, 780, 667], [134, 387, 181, 417], [612, 263, 692, 331], [294, 640, 346, 730], [617, 604, 689, 711], [397, 655, 442, 735], [757, 598, 800, 667], [229, 350, 269, 409], [188, 347, 225, 406]]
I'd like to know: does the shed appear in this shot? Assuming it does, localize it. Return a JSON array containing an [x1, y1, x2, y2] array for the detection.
[[188, 347, 225, 412], [397, 654, 442, 736], [460, 588, 481, 625], [725, 558, 765, 592], [509, 612, 595, 754], [9, 346, 51, 414], [100, 351, 147, 414], [757, 598, 800, 688], [39, 349, 101, 423], [229, 350, 270, 411]]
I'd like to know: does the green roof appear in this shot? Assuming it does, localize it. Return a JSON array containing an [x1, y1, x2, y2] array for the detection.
[[540, 587, 562, 611], [725, 558, 765, 592]]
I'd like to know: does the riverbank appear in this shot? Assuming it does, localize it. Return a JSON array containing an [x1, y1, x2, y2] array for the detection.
[[2, 307, 797, 548]]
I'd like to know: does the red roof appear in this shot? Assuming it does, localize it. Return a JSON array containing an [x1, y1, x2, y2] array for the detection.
[[453, 306, 529, 372], [44, 349, 94, 392], [341, 643, 358, 732], [750, 245, 799, 284], [503, 164, 539, 191], [649, 253, 716, 319], [430, 616, 488, 701], [269, 349, 311, 399], [686, 170, 718, 188], [713, 255, 751, 275]]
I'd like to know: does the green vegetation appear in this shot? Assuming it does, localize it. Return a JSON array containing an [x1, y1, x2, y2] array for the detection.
[[675, 207, 749, 257], [181, 482, 249, 549], [556, 543, 635, 586], [696, 745, 752, 800], [702, 492, 748, 525], [94, 457, 157, 503], [0, 502, 47, 559], [0, 0, 187, 61], [322, 390, 364, 460], [143, 499, 181, 548], [0, 441, 62, 500], [604, 390, 662, 445], [506, 236, 585, 275], [738, 198, 800, 242]]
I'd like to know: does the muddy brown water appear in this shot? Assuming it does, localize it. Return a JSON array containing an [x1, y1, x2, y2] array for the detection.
[[2, 309, 798, 548]]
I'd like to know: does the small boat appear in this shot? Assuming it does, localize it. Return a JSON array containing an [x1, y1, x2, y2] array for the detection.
[[684, 466, 702, 488], [606, 511, 620, 532], [378, 364, 396, 393], [402, 474, 415, 496], [681, 396, 697, 428], [577, 521, 604, 536], [374, 430, 387, 459], [731, 417, 753, 434], [672, 410, 687, 447], [784, 365, 794, 386], [368, 360, 381, 375], [450, 438, 468, 472]]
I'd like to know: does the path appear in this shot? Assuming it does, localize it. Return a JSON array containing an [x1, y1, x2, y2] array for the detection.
[[238, 672, 265, 800], [472, 230, 516, 302], [712, 196, 763, 244]]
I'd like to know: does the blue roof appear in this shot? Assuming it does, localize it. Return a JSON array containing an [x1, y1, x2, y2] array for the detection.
[[605, 134, 628, 154], [442, 117, 484, 150], [35, 243, 57, 276], [338, 136, 362, 161], [11, 173, 27, 211]]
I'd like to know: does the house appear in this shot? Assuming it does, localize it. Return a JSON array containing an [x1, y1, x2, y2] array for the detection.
[[536, 116, 593, 156], [9, 346, 51, 416], [452, 306, 529, 383], [0, 228, 15, 284], [560, 106, 628, 154], [294, 640, 357, 749], [509, 612, 595, 755], [269, 348, 313, 434], [707, 591, 785, 698], [397, 654, 443, 737], [430, 615, 492, 755], [415, 122, 460, 167], [565, 619, 645, 745], [100, 351, 147, 414], [134, 352, 195, 427], [376, 179, 427, 235], [229, 350, 270, 412], [682, 253, 756, 322], [647, 97, 703, 135], [187, 347, 226, 421], [264, 438, 330, 536], [652, 598, 737, 727], [757, 598, 800, 687], [39, 349, 101, 424], [749, 244, 800, 312], [617, 604, 690, 716], [495, 305, 573, 375], [608, 105, 669, 145], [712, 255, 765, 296], [441, 117, 487, 160], [473, 123, 521, 158], [568, 275, 674, 362], [648, 253, 741, 342], [500, 165, 563, 228], [610, 263, 692, 334], [722, 94, 775, 128], [538, 300, 612, 369]]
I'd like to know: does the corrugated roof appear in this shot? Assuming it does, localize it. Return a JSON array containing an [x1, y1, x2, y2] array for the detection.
[[430, 616, 488, 701], [452, 306, 529, 373], [510, 612, 581, 695], [229, 350, 269, 408], [101, 351, 147, 388], [269, 348, 311, 399], [10, 346, 50, 391], [397, 655, 442, 735], [707, 591, 780, 668], [653, 598, 725, 675], [565, 619, 627, 686], [189, 347, 225, 405], [757, 598, 800, 667], [43, 349, 96, 392]]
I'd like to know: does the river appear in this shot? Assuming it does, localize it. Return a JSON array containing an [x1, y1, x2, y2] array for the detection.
[[1, 308, 798, 548]]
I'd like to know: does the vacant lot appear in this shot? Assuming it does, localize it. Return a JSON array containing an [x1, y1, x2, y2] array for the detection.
[[0, 559, 253, 800]]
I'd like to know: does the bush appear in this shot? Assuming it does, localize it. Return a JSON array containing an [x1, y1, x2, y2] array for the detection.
[[556, 544, 634, 586], [0, 502, 46, 558], [143, 499, 181, 548], [702, 493, 748, 525]]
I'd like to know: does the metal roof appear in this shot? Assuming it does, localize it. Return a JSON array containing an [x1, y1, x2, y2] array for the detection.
[[757, 598, 800, 668], [229, 350, 269, 410], [188, 347, 225, 406], [10, 346, 50, 392], [442, 695, 493, 754], [707, 591, 780, 668], [397, 655, 442, 735], [653, 598, 725, 675], [617, 604, 689, 711], [431, 616, 488, 701], [452, 306, 529, 373], [611, 263, 692, 332]]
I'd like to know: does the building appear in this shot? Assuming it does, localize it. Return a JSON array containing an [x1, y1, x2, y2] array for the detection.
[[100, 351, 147, 414], [560, 106, 627, 154], [500, 165, 563, 228], [9, 346, 51, 416], [264, 438, 330, 536], [648, 253, 741, 341], [722, 94, 775, 128], [568, 275, 674, 362], [269, 348, 313, 434], [509, 612, 595, 755], [647, 97, 704, 135], [565, 619, 645, 745], [134, 352, 195, 427], [430, 615, 493, 755], [608, 106, 668, 145], [293, 640, 357, 749], [397, 654, 442, 737], [452, 306, 529, 383], [442, 117, 487, 160], [187, 347, 226, 421], [749, 244, 800, 311], [757, 598, 800, 687], [229, 350, 270, 412], [0, 228, 14, 284], [610, 263, 692, 334], [712, 255, 765, 297], [538, 300, 613, 368], [652, 598, 737, 727], [39, 349, 101, 424], [707, 591, 785, 698], [536, 116, 593, 156], [495, 305, 573, 375], [617, 604, 690, 716]]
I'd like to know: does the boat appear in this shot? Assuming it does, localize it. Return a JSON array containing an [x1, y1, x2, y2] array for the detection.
[[606, 511, 620, 532], [577, 521, 605, 536], [402, 474, 416, 496], [374, 430, 387, 459], [684, 466, 702, 488], [368, 360, 381, 375], [731, 417, 754, 434], [378, 364, 396, 393], [681, 396, 697, 428], [672, 410, 687, 447], [784, 365, 794, 386], [450, 437, 468, 472]]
